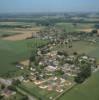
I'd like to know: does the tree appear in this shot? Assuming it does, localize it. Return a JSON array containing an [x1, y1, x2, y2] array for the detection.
[[1, 84, 5, 90], [74, 73, 85, 83], [12, 79, 21, 86], [57, 51, 68, 57], [0, 95, 4, 99], [7, 85, 17, 91], [80, 63, 91, 78], [73, 52, 78, 56], [55, 70, 64, 76], [21, 95, 29, 100], [75, 63, 91, 84], [29, 56, 35, 67], [92, 29, 98, 34]]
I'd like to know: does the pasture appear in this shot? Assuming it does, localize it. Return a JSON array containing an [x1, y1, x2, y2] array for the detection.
[[60, 71, 99, 100], [55, 22, 95, 32]]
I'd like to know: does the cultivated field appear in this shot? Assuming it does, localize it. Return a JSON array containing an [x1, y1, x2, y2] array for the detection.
[[1, 27, 44, 41], [0, 22, 44, 41], [0, 39, 48, 76]]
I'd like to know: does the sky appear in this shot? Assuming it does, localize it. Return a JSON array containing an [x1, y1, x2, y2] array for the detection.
[[0, 0, 99, 13]]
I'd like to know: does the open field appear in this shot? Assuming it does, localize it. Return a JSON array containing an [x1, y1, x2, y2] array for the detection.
[[0, 21, 44, 41], [77, 28, 99, 33], [8, 92, 24, 100], [19, 82, 59, 100], [1, 27, 44, 41], [77, 28, 93, 32], [60, 71, 99, 100], [0, 22, 36, 26], [0, 39, 48, 76], [55, 22, 96, 34], [3, 31, 34, 41], [53, 38, 99, 64]]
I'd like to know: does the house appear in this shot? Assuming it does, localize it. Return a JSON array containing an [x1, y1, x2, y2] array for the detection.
[[1, 89, 16, 97], [56, 87, 63, 93], [45, 66, 57, 72], [39, 85, 48, 89]]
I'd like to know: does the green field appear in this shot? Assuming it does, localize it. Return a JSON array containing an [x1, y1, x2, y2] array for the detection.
[[0, 39, 48, 76], [8, 92, 24, 100], [53, 39, 99, 63], [18, 82, 58, 100], [60, 71, 99, 100], [55, 22, 95, 32]]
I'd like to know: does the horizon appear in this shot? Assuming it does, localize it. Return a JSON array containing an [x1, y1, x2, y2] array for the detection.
[[0, 0, 99, 13]]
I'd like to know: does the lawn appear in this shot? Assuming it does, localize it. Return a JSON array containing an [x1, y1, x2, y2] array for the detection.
[[0, 39, 48, 76], [60, 71, 99, 100]]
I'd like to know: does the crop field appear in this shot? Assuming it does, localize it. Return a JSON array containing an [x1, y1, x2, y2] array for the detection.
[[0, 21, 46, 77], [0, 22, 44, 41], [0, 39, 48, 76], [56, 22, 95, 32], [60, 71, 99, 100], [0, 27, 44, 40], [0, 22, 36, 25]]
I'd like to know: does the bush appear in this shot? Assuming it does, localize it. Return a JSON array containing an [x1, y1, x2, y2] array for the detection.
[[21, 95, 29, 100], [7, 85, 17, 91], [1, 84, 5, 89]]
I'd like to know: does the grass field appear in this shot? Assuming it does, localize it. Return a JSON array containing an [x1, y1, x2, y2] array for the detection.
[[55, 22, 95, 32], [0, 39, 48, 75], [53, 39, 99, 63], [60, 71, 99, 100], [8, 92, 24, 100], [19, 82, 59, 100]]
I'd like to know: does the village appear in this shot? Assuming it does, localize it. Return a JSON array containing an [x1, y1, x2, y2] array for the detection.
[[1, 1, 99, 100], [17, 28, 98, 94], [0, 25, 99, 100]]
